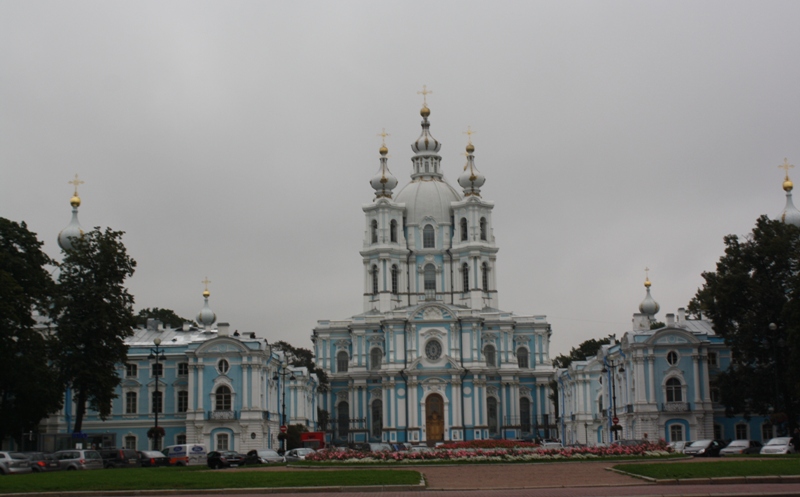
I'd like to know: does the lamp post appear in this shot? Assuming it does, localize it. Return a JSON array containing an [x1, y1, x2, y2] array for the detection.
[[602, 359, 625, 441], [148, 338, 166, 450], [769, 323, 789, 435], [584, 422, 589, 445], [273, 360, 295, 454]]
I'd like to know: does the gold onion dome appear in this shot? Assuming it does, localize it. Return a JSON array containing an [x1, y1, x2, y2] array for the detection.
[[784, 179, 794, 192], [70, 195, 81, 207], [639, 276, 660, 316], [466, 143, 475, 154], [203, 290, 210, 298], [379, 145, 388, 156], [644, 277, 651, 288], [420, 106, 430, 118]]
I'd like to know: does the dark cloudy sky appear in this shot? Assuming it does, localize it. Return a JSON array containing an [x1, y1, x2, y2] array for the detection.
[[3, 1, 800, 355]]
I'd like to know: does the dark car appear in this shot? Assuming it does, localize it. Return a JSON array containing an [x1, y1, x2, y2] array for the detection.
[[683, 439, 725, 457], [138, 450, 170, 467], [244, 449, 284, 464], [720, 440, 763, 455], [99, 448, 140, 469], [22, 452, 60, 472], [206, 451, 245, 469]]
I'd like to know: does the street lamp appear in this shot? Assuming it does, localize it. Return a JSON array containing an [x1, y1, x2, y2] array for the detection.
[[602, 359, 625, 441], [148, 338, 166, 450], [273, 360, 295, 454], [769, 323, 789, 435], [584, 422, 589, 445]]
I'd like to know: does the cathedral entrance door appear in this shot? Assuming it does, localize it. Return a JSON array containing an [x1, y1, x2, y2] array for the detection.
[[425, 393, 445, 445]]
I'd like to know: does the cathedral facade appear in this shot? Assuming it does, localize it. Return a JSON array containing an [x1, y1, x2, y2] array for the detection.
[[313, 103, 556, 445]]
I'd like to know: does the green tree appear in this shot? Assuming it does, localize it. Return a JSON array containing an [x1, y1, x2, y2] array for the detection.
[[52, 227, 137, 434], [689, 215, 800, 431], [136, 307, 195, 328], [552, 336, 613, 369], [272, 340, 329, 392], [0, 219, 64, 446]]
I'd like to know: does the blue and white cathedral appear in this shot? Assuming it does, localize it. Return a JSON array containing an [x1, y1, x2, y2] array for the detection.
[[313, 101, 556, 445]]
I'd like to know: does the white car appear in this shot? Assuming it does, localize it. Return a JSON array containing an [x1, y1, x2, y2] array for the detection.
[[668, 441, 687, 453], [720, 440, 762, 455], [0, 452, 32, 475], [284, 448, 315, 461], [760, 437, 796, 455]]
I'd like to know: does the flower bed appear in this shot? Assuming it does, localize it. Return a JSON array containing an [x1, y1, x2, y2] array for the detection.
[[305, 441, 672, 463]]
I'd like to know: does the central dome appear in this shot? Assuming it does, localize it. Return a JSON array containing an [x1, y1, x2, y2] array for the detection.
[[395, 178, 462, 225]]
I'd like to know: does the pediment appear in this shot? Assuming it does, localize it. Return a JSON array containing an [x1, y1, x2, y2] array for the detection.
[[195, 337, 249, 356], [412, 304, 455, 321], [647, 328, 701, 346]]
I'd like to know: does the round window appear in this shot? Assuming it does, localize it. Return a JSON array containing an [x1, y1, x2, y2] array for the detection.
[[218, 359, 229, 373], [666, 351, 678, 365], [425, 340, 442, 360]]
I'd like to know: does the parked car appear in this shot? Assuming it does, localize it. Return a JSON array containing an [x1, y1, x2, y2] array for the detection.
[[206, 451, 245, 469], [163, 444, 207, 466], [760, 437, 796, 455], [283, 448, 315, 461], [0, 452, 32, 475], [668, 441, 687, 453], [540, 442, 563, 449], [613, 439, 648, 447], [409, 445, 432, 453], [720, 440, 763, 455], [99, 448, 140, 469], [138, 450, 170, 467], [683, 439, 724, 457], [244, 449, 284, 464], [22, 452, 60, 472], [53, 449, 104, 470]]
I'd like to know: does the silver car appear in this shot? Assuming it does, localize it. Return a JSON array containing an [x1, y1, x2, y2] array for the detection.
[[283, 448, 315, 461], [0, 452, 32, 475], [760, 437, 796, 455], [53, 449, 104, 470]]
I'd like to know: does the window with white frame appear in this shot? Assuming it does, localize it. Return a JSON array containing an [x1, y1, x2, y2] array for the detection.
[[423, 225, 435, 248], [517, 347, 529, 368], [484, 345, 497, 367], [481, 262, 489, 292], [669, 424, 684, 441], [178, 362, 189, 376], [152, 391, 163, 414], [391, 265, 399, 295], [125, 391, 137, 414], [216, 433, 229, 451], [337, 351, 349, 373], [176, 434, 187, 445], [371, 400, 382, 438], [735, 423, 748, 439], [126, 364, 138, 377], [372, 265, 379, 295], [151, 363, 163, 377], [762, 423, 774, 441], [177, 391, 188, 413], [479, 217, 487, 241], [520, 397, 531, 433], [124, 435, 136, 449], [371, 220, 378, 244], [390, 220, 397, 243], [666, 351, 679, 365], [218, 359, 229, 374], [424, 264, 436, 293], [487, 397, 499, 435], [337, 402, 349, 436], [215, 386, 232, 411], [460, 218, 468, 241], [370, 348, 382, 370], [462, 263, 469, 291], [666, 377, 682, 402]]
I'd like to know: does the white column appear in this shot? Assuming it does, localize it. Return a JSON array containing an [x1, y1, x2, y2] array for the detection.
[[242, 363, 249, 409], [197, 366, 204, 412], [647, 355, 655, 404], [701, 353, 711, 402], [390, 383, 397, 428], [692, 355, 701, 404], [188, 363, 196, 411]]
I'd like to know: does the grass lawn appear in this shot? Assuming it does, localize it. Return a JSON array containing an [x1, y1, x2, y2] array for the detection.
[[0, 467, 421, 494], [615, 459, 800, 479]]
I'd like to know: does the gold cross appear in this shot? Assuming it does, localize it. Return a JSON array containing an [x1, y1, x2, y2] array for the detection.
[[377, 128, 390, 146], [68, 174, 84, 196], [202, 277, 211, 291], [417, 85, 432, 106], [779, 158, 795, 179], [464, 126, 476, 144]]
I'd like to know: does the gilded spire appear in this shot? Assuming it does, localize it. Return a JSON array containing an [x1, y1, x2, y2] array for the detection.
[[58, 174, 84, 251], [197, 277, 216, 328], [417, 84, 432, 117], [644, 267, 651, 288], [639, 268, 660, 316], [202, 277, 211, 298], [778, 158, 800, 226], [779, 158, 794, 192], [371, 128, 398, 198], [68, 173, 84, 207], [458, 127, 485, 196], [377, 128, 389, 156]]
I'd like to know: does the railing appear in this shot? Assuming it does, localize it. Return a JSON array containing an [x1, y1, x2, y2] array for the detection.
[[661, 402, 690, 412], [207, 410, 237, 420]]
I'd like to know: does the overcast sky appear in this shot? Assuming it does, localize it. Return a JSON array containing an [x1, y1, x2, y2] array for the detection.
[[3, 1, 800, 356]]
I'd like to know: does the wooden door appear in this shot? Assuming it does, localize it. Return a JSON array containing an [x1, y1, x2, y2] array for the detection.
[[426, 394, 444, 444]]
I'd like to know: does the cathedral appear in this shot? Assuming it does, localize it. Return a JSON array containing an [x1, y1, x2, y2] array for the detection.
[[313, 100, 556, 445]]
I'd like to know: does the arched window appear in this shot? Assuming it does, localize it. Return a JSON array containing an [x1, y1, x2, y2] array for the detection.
[[391, 265, 399, 295], [371, 400, 383, 438], [670, 424, 684, 442], [371, 220, 378, 244], [370, 348, 382, 370], [337, 402, 350, 436], [125, 392, 137, 414], [520, 397, 531, 433], [337, 351, 349, 373], [215, 386, 232, 411], [487, 397, 499, 435], [424, 264, 436, 298], [177, 390, 188, 413], [462, 263, 469, 291], [479, 217, 487, 241], [482, 262, 489, 292], [460, 218, 468, 241], [390, 220, 397, 243], [517, 347, 529, 368], [124, 435, 136, 449], [216, 433, 229, 451], [152, 391, 163, 414], [485, 344, 496, 367], [666, 378, 682, 402], [423, 224, 435, 248], [372, 265, 379, 295]]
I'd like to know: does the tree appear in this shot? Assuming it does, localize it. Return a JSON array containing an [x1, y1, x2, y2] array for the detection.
[[272, 340, 329, 392], [689, 215, 800, 432], [52, 227, 137, 434], [0, 219, 64, 446], [552, 336, 613, 369], [136, 308, 195, 328]]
